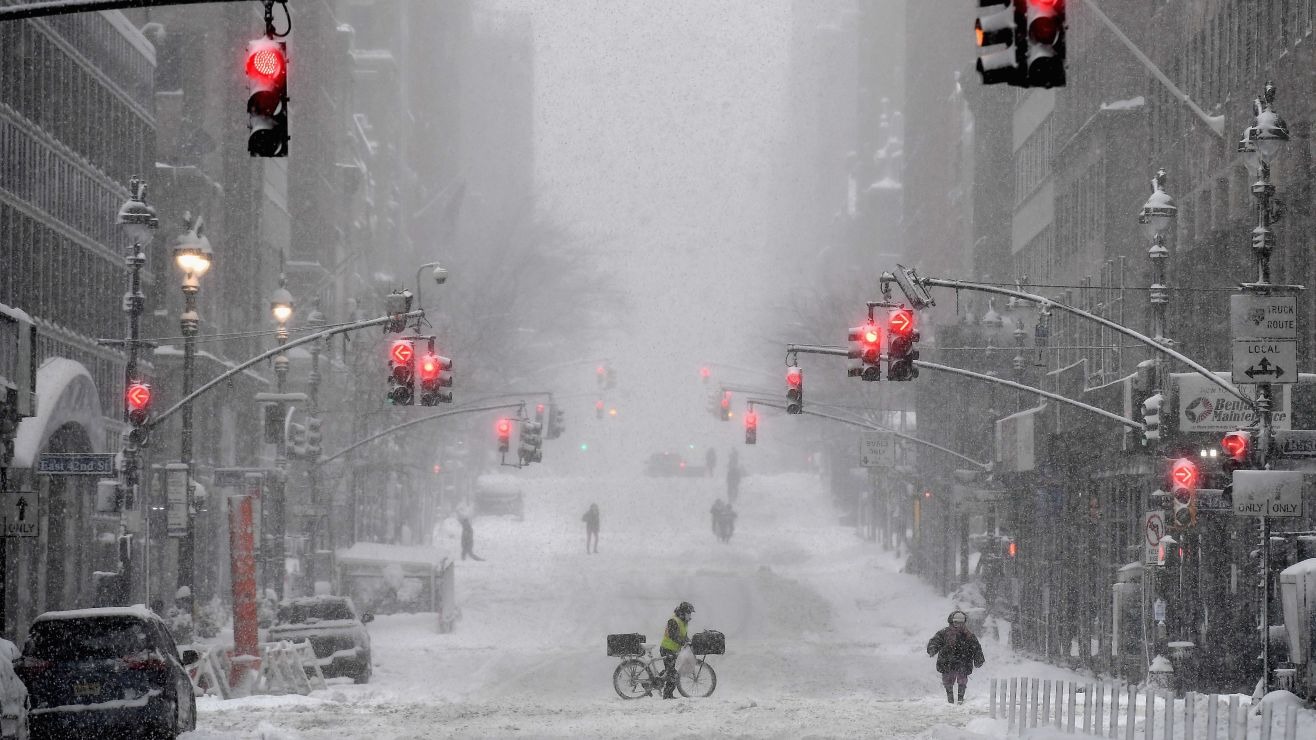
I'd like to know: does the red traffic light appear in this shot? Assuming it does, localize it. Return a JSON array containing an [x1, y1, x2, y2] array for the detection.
[[720, 395, 730, 410], [1170, 457, 1199, 490], [1006, 540, 1018, 558], [496, 419, 511, 436], [1221, 431, 1250, 461], [863, 323, 880, 344], [126, 383, 151, 411], [745, 411, 758, 429], [245, 41, 286, 82], [700, 367, 710, 379], [418, 353, 440, 381], [888, 309, 914, 336], [595, 400, 605, 410], [390, 340, 414, 366], [786, 367, 802, 388]]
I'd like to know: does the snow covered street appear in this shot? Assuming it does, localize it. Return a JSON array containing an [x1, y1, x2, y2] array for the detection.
[[182, 471, 1061, 738]]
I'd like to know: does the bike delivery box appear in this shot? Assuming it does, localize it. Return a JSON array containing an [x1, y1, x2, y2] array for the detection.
[[607, 633, 646, 656], [691, 629, 725, 655]]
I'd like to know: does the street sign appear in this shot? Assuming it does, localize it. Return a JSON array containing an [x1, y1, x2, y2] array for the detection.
[[1231, 341, 1296, 384], [1275, 430, 1316, 458], [1176, 375, 1290, 431], [859, 432, 895, 468], [1232, 470, 1304, 517], [1195, 488, 1231, 513], [36, 452, 116, 475], [164, 464, 188, 538], [3, 490, 38, 537], [214, 468, 266, 488], [1143, 510, 1165, 565], [1230, 295, 1297, 340]]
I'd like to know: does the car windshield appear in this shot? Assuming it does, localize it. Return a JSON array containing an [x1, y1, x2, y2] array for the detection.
[[26, 617, 153, 660], [277, 600, 354, 624]]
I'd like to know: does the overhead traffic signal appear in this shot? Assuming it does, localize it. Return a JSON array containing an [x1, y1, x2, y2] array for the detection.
[[1140, 393, 1164, 446], [886, 308, 920, 381], [125, 382, 152, 446], [519, 419, 543, 464], [1023, 0, 1066, 88], [1221, 430, 1251, 474], [848, 321, 882, 381], [245, 37, 289, 157], [417, 350, 453, 406], [388, 339, 416, 405], [286, 419, 308, 458], [384, 290, 413, 333], [700, 366, 711, 383], [786, 365, 803, 415], [720, 391, 732, 421], [596, 399, 605, 419], [304, 415, 322, 460], [547, 405, 565, 439], [1168, 457, 1198, 529], [974, 0, 1019, 85], [496, 418, 512, 454], [744, 409, 758, 445]]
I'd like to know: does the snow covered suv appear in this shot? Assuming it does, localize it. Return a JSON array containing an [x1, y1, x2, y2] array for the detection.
[[267, 596, 374, 684]]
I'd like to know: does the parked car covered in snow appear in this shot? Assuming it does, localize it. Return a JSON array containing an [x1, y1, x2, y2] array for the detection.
[[267, 596, 374, 684], [0, 638, 28, 739], [16, 606, 196, 739]]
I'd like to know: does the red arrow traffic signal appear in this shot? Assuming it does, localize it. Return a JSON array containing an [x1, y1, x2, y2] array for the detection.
[[889, 309, 914, 336], [390, 340, 414, 366]]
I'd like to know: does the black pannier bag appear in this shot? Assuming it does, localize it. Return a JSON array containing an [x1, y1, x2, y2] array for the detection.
[[607, 633, 646, 656], [691, 629, 725, 655]]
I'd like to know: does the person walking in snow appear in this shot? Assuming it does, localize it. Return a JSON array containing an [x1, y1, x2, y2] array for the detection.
[[459, 515, 484, 561], [705, 447, 717, 477], [658, 601, 695, 699], [710, 499, 726, 536], [926, 610, 985, 704], [582, 503, 600, 554]]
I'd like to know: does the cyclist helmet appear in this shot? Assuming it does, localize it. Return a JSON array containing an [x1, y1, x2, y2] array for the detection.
[[948, 610, 967, 625], [676, 601, 695, 618]]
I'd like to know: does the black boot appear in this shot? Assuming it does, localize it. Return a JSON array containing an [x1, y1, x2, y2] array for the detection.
[[957, 685, 966, 704], [945, 686, 955, 704]]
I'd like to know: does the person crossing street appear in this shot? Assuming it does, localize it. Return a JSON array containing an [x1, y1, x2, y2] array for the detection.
[[926, 610, 985, 704], [659, 601, 695, 699]]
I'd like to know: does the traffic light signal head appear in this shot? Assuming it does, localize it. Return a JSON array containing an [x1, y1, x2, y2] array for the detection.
[[388, 339, 415, 405], [744, 410, 758, 445], [497, 418, 512, 454], [786, 365, 804, 415], [245, 37, 288, 157], [847, 321, 882, 381], [720, 391, 732, 420], [1141, 393, 1164, 446], [305, 416, 322, 460], [886, 308, 920, 381], [1023, 0, 1066, 88], [975, 0, 1019, 86], [1168, 457, 1198, 529], [700, 366, 711, 383], [417, 352, 453, 406], [519, 420, 544, 464], [596, 399, 605, 419], [547, 405, 565, 439], [125, 382, 152, 426], [1221, 430, 1251, 474]]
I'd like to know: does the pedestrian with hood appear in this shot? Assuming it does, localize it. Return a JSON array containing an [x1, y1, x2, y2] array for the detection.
[[582, 503, 600, 554], [926, 609, 985, 704]]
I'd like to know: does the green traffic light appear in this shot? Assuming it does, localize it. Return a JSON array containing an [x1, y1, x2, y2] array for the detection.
[[580, 443, 589, 451]]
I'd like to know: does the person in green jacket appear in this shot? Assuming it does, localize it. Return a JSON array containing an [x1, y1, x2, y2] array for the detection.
[[659, 601, 694, 698]]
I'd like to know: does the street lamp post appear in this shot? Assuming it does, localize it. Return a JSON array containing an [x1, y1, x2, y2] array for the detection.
[[268, 277, 293, 600], [172, 214, 211, 622], [115, 177, 158, 604], [1240, 83, 1289, 696]]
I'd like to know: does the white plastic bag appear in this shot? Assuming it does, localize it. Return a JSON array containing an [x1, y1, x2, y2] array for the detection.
[[676, 645, 697, 677]]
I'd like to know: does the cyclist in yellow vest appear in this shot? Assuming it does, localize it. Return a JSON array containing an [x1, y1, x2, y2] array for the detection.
[[659, 601, 694, 698]]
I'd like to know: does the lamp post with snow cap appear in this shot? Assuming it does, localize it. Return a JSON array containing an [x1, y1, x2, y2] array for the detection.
[[1240, 83, 1290, 696], [267, 277, 293, 599], [172, 214, 212, 615], [1137, 169, 1177, 451], [115, 177, 159, 603]]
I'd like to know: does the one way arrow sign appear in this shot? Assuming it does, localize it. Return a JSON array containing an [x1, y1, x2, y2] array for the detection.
[[1233, 340, 1296, 385], [3, 491, 38, 538]]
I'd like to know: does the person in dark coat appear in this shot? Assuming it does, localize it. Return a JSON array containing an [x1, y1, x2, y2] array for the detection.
[[582, 503, 600, 554], [459, 516, 484, 561], [926, 610, 985, 704]]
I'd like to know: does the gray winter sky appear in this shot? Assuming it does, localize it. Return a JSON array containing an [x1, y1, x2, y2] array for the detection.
[[517, 1, 794, 461]]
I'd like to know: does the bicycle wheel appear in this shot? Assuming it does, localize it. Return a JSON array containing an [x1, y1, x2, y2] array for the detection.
[[612, 659, 653, 699], [677, 658, 717, 698]]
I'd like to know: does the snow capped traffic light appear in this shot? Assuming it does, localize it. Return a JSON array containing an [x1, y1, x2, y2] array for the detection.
[[848, 321, 882, 381], [519, 419, 543, 465], [974, 0, 1019, 86], [418, 347, 453, 406], [1141, 393, 1164, 446], [496, 418, 512, 454], [547, 404, 565, 439], [744, 409, 758, 445], [1168, 457, 1198, 529], [1023, 0, 1065, 88], [886, 308, 920, 381], [786, 365, 803, 415], [1221, 430, 1251, 474], [125, 382, 152, 447], [388, 339, 415, 406], [245, 37, 289, 157]]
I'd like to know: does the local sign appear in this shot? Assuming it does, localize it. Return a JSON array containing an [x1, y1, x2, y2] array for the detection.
[[1230, 295, 1297, 384], [36, 453, 116, 475], [3, 490, 38, 537], [859, 432, 895, 468], [1232, 470, 1304, 517]]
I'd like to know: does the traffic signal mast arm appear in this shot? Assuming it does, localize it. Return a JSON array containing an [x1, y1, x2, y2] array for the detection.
[[313, 401, 526, 466], [147, 309, 425, 429], [910, 276, 1252, 408], [0, 0, 250, 21], [748, 397, 989, 472]]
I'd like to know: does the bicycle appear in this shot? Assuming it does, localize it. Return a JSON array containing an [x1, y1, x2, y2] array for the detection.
[[611, 642, 718, 699]]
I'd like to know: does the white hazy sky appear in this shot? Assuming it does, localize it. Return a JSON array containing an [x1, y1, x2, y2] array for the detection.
[[513, 1, 796, 462]]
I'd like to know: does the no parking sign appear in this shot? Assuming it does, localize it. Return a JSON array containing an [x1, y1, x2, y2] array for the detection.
[[1143, 510, 1165, 565]]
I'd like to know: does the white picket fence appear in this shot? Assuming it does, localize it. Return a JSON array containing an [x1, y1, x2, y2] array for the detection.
[[989, 677, 1303, 739]]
